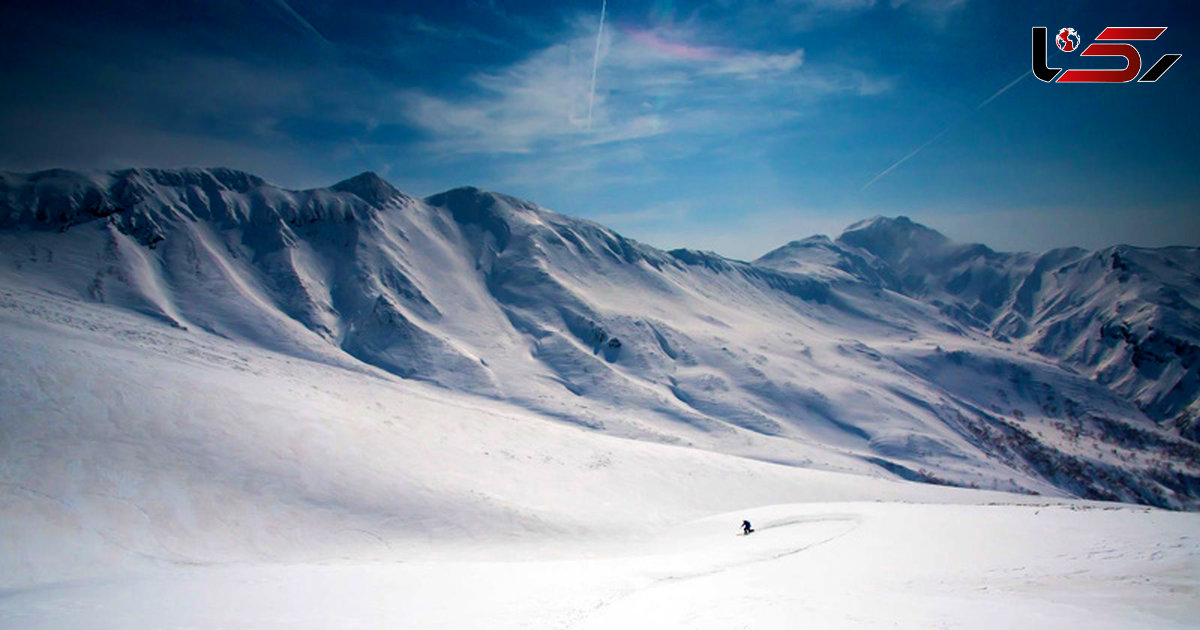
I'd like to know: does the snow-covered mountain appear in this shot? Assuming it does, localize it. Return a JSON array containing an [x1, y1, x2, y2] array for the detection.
[[763, 216, 1200, 439], [2, 167, 1198, 510]]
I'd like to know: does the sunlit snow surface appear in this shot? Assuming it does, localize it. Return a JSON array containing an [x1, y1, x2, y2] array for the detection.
[[5, 504, 1197, 629], [2, 169, 1199, 627], [3, 170, 1199, 509], [1, 284, 1197, 629]]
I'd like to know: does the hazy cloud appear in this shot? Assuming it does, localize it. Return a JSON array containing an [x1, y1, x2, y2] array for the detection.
[[399, 17, 883, 157]]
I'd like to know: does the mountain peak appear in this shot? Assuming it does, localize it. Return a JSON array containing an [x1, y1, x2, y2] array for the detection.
[[330, 171, 404, 206], [424, 186, 545, 224], [424, 186, 534, 210], [841, 215, 937, 237], [781, 235, 836, 249], [424, 186, 487, 206], [837, 215, 950, 264]]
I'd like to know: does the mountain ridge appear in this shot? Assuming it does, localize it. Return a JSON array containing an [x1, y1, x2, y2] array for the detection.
[[2, 166, 1198, 509]]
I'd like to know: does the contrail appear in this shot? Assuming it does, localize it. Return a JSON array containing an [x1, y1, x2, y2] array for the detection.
[[861, 65, 1045, 192], [586, 0, 607, 130], [977, 68, 1031, 110], [861, 46, 1066, 192], [860, 126, 953, 192], [261, 0, 331, 47]]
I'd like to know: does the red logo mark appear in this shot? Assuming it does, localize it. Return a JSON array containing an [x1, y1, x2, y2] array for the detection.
[[1033, 26, 1181, 83]]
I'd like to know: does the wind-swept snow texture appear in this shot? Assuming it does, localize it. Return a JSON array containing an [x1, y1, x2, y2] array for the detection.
[[2, 168, 1198, 511]]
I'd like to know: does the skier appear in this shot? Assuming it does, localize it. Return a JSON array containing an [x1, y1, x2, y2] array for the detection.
[[741, 519, 753, 535]]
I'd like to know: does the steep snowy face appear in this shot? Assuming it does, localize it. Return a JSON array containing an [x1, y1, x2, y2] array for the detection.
[[801, 216, 1200, 436], [834, 217, 1038, 327], [838, 215, 951, 267], [1021, 246, 1200, 436], [762, 217, 1041, 329], [329, 171, 405, 207], [2, 168, 1198, 509], [755, 235, 895, 286]]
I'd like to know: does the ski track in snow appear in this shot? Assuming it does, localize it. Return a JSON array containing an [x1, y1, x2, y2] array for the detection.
[[556, 514, 864, 630]]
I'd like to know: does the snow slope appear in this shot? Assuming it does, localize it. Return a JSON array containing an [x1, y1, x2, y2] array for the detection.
[[1, 284, 1197, 629], [2, 166, 1200, 626], [3, 503, 1196, 629], [2, 168, 1198, 510]]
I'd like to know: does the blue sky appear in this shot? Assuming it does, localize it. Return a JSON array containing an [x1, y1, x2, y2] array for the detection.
[[0, 0, 1196, 259]]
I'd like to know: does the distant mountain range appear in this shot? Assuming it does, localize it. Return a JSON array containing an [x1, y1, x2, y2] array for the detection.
[[3, 167, 1198, 508]]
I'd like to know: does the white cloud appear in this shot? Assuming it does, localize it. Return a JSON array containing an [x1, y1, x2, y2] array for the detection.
[[398, 19, 880, 157]]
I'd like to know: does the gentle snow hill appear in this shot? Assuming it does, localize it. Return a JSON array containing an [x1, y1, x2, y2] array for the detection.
[[0, 284, 1053, 585], [2, 167, 1199, 510]]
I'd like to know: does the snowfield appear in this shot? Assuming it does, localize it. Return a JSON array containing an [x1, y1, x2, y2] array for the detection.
[[2, 268, 1197, 629], [1, 168, 1199, 627], [4, 503, 1196, 629]]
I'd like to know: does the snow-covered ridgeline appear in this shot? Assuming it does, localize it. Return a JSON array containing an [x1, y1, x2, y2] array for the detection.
[[2, 167, 1198, 508]]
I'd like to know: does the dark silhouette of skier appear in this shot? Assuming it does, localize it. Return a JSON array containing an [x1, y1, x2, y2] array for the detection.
[[741, 520, 754, 535]]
